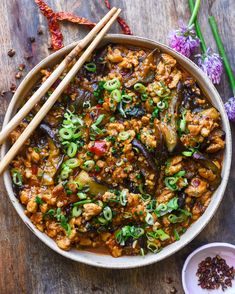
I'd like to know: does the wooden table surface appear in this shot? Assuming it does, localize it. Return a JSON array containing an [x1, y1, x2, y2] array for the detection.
[[0, 1, 234, 293]]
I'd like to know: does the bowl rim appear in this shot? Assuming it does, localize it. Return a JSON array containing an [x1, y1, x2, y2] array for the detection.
[[182, 242, 235, 293], [1, 34, 232, 269]]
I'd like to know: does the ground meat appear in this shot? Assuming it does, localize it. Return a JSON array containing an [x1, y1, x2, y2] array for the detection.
[[83, 204, 102, 220]]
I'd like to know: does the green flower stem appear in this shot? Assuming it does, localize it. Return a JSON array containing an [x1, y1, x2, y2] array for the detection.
[[209, 16, 235, 94], [188, 0, 201, 27], [188, 0, 207, 54]]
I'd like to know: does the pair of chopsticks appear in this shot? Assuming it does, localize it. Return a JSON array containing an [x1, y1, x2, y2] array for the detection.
[[0, 7, 121, 175]]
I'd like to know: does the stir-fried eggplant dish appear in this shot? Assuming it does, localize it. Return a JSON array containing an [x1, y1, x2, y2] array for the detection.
[[10, 44, 225, 257]]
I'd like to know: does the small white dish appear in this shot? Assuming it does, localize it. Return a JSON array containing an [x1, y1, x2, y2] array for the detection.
[[182, 243, 235, 294]]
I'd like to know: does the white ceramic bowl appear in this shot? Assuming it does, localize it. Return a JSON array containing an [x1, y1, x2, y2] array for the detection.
[[182, 243, 235, 294], [1, 34, 232, 268]]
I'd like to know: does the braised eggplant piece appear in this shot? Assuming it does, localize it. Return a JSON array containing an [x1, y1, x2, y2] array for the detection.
[[132, 138, 157, 172], [193, 152, 221, 190], [38, 122, 61, 148], [125, 48, 160, 87]]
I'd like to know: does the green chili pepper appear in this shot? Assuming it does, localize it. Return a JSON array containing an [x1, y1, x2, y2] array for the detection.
[[145, 212, 154, 225], [168, 214, 185, 223], [118, 131, 130, 140], [59, 128, 73, 140], [111, 89, 122, 102], [103, 206, 112, 221], [134, 83, 146, 93], [147, 241, 159, 253], [104, 78, 121, 91], [141, 93, 148, 101], [140, 194, 151, 202], [97, 216, 108, 225], [82, 160, 95, 171], [157, 100, 166, 110], [12, 170, 23, 186], [67, 142, 78, 158], [164, 177, 178, 191], [60, 169, 71, 180], [84, 62, 96, 72], [120, 190, 128, 206], [77, 192, 87, 200], [72, 206, 82, 217], [121, 94, 132, 103], [65, 158, 80, 169]]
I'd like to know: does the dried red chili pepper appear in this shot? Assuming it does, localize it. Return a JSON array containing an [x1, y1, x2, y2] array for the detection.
[[35, 1, 95, 51], [35, 0, 63, 50], [56, 12, 96, 28], [48, 18, 64, 50], [117, 17, 132, 35], [104, 0, 132, 35]]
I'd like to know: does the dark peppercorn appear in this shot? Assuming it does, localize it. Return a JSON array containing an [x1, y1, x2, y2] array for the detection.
[[0, 90, 6, 97], [15, 72, 22, 79], [10, 83, 16, 93], [166, 277, 173, 284], [24, 53, 33, 60], [29, 36, 35, 43], [37, 27, 43, 35], [18, 63, 26, 71], [7, 49, 15, 57], [196, 255, 235, 291], [170, 287, 177, 293]]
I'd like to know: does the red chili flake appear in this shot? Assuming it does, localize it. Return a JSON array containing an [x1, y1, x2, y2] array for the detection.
[[31, 165, 38, 175], [35, 0, 63, 50], [104, 0, 132, 35], [56, 12, 95, 28], [88, 141, 107, 156]]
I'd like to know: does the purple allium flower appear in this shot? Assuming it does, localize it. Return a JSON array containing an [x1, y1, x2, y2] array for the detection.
[[224, 97, 235, 122], [197, 48, 223, 84], [169, 23, 200, 57]]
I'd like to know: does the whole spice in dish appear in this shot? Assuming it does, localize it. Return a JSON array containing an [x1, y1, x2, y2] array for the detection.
[[104, 0, 132, 35], [196, 255, 235, 291], [29, 36, 36, 43], [10, 83, 16, 93], [18, 63, 26, 71], [7, 49, 15, 57], [37, 26, 43, 35], [15, 72, 23, 79]]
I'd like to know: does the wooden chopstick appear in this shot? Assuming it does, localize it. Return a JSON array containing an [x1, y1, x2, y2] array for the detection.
[[0, 7, 118, 146], [0, 8, 121, 175]]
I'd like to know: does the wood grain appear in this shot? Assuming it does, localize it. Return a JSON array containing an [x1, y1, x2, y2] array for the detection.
[[0, 1, 234, 293]]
